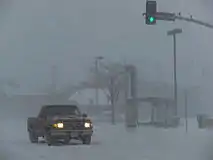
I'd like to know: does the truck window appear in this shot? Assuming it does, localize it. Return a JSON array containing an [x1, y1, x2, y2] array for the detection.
[[40, 105, 81, 117]]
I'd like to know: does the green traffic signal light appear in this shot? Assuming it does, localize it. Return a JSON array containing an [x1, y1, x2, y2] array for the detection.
[[149, 16, 155, 22]]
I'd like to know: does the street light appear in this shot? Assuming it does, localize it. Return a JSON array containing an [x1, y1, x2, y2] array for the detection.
[[94, 56, 104, 105], [167, 28, 182, 116]]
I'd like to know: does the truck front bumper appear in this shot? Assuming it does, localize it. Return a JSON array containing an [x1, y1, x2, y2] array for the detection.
[[49, 129, 93, 137]]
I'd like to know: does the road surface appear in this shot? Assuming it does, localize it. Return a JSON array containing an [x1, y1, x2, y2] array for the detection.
[[0, 118, 212, 160]]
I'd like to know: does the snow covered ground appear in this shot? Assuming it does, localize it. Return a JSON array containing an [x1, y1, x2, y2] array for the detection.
[[0, 117, 212, 160]]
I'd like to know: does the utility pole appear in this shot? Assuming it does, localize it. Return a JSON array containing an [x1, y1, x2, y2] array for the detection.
[[167, 28, 182, 116], [94, 56, 104, 106]]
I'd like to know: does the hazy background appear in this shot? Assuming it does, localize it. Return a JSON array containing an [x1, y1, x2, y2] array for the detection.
[[0, 1, 212, 159], [0, 0, 212, 110]]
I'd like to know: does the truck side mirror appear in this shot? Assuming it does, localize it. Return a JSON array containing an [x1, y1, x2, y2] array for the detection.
[[82, 113, 87, 118]]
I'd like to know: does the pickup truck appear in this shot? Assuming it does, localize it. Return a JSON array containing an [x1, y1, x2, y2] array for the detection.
[[27, 104, 93, 146]]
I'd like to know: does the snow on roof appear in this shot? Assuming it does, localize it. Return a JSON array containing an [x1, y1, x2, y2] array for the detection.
[[68, 88, 108, 105]]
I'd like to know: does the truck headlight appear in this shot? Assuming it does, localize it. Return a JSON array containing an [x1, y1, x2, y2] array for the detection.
[[53, 122, 64, 128], [84, 122, 91, 128]]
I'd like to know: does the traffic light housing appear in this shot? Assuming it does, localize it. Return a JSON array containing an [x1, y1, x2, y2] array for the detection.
[[146, 1, 157, 25]]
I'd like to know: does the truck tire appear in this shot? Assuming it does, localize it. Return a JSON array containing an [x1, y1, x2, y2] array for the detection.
[[46, 135, 53, 146], [82, 135, 91, 145], [28, 131, 38, 143]]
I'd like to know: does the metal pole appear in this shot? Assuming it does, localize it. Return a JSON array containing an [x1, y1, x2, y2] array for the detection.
[[95, 59, 99, 106], [184, 90, 188, 133], [173, 35, 177, 116], [175, 15, 213, 29], [94, 56, 104, 106], [167, 28, 182, 117]]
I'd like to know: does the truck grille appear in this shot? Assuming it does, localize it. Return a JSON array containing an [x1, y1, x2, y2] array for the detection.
[[62, 120, 83, 130]]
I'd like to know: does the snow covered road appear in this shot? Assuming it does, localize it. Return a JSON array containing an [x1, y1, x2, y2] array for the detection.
[[0, 118, 212, 160]]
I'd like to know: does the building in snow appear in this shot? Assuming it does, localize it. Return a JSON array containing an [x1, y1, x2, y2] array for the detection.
[[68, 88, 109, 106]]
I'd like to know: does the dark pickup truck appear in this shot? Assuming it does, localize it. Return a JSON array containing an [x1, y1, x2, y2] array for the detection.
[[27, 104, 93, 146]]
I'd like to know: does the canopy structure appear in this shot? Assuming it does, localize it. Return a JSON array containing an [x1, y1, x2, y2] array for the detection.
[[127, 97, 175, 107], [126, 97, 178, 127]]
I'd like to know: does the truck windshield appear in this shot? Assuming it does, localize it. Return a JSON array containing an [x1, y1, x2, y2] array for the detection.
[[42, 105, 81, 117]]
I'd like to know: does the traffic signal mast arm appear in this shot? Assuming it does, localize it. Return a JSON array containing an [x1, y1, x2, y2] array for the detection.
[[143, 12, 213, 29], [175, 15, 213, 29]]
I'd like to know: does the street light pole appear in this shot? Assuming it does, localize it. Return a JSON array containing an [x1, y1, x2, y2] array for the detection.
[[94, 56, 104, 106], [167, 28, 182, 116], [173, 34, 177, 116]]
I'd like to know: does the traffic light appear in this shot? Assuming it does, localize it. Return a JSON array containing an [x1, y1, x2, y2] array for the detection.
[[146, 1, 157, 25]]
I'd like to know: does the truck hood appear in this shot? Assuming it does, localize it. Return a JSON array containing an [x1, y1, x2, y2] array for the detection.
[[47, 115, 91, 122], [53, 115, 82, 120]]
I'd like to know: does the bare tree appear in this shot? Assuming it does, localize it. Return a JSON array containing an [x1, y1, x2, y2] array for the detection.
[[89, 62, 126, 124], [108, 75, 122, 124]]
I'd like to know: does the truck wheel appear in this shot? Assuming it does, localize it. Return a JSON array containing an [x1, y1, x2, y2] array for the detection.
[[82, 135, 91, 145], [29, 131, 38, 143], [46, 135, 53, 146], [46, 138, 53, 146]]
